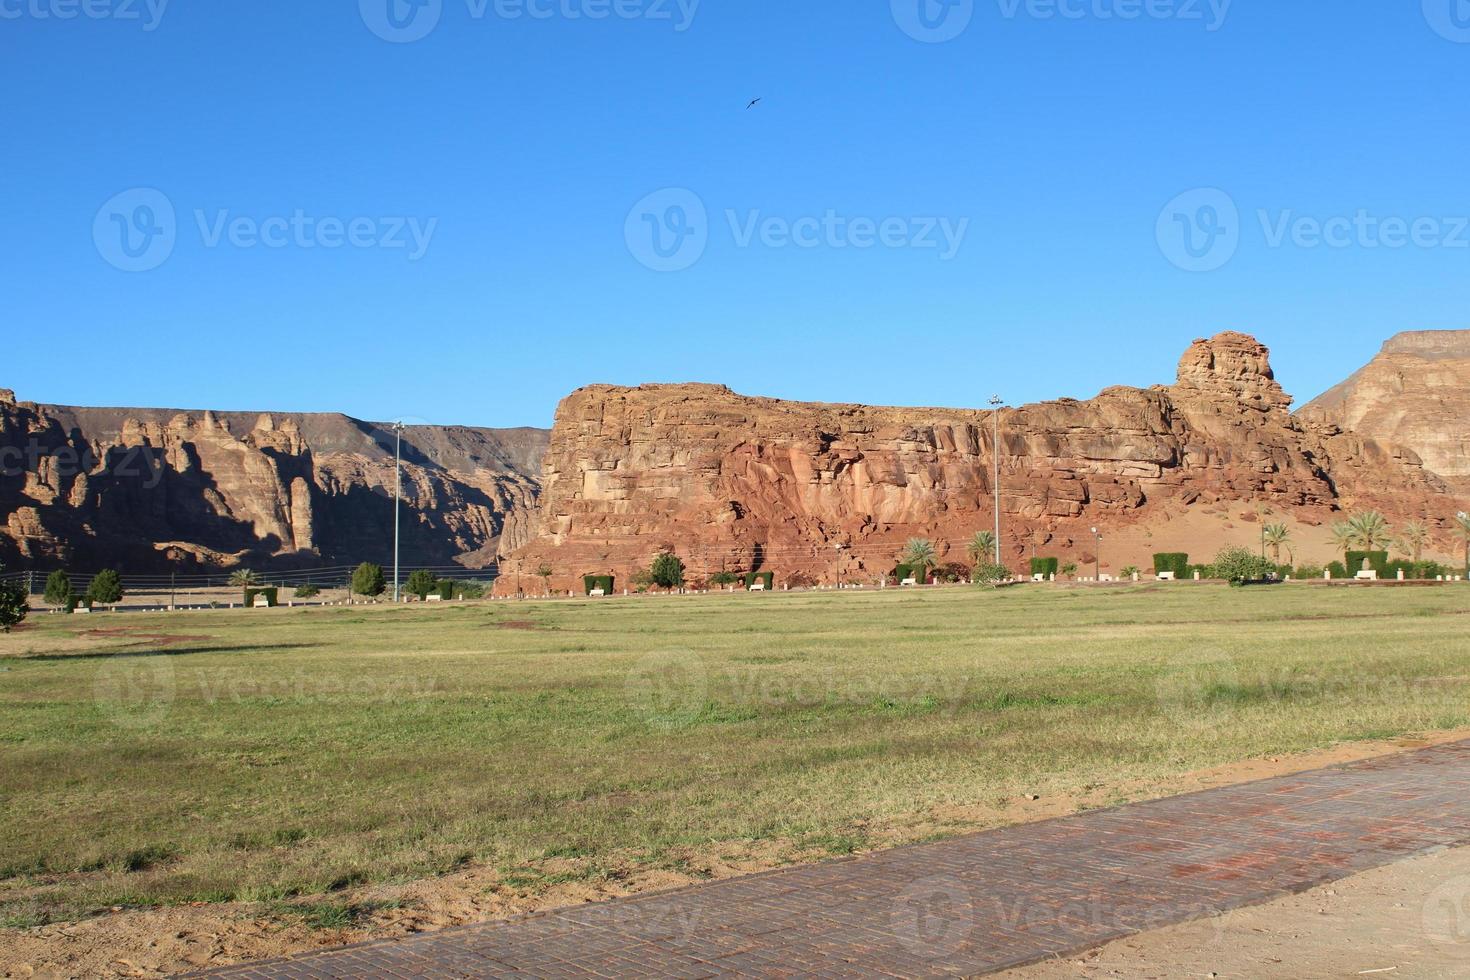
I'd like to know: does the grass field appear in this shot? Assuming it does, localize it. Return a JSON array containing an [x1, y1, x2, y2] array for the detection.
[[2, 583, 1469, 928]]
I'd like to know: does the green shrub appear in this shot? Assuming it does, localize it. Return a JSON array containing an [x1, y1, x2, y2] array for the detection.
[[405, 569, 438, 600], [1211, 546, 1277, 584], [1327, 560, 1348, 579], [708, 572, 741, 587], [293, 583, 321, 599], [972, 562, 1011, 584], [744, 571, 774, 590], [1029, 557, 1059, 578], [1152, 553, 1190, 578], [582, 575, 615, 596], [351, 563, 386, 597], [0, 565, 27, 633], [448, 580, 485, 600], [86, 569, 124, 605], [243, 587, 279, 608], [650, 553, 685, 590], [1294, 564, 1324, 579], [43, 570, 72, 606]]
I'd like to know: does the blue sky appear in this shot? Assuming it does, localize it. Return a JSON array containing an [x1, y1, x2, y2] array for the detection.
[[5, 1, 1470, 428]]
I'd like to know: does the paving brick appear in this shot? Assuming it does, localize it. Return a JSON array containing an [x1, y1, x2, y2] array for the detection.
[[197, 741, 1470, 979]]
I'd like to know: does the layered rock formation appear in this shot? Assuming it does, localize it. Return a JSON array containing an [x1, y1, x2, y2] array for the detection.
[[501, 332, 1462, 592], [0, 389, 546, 572], [1299, 330, 1470, 488]]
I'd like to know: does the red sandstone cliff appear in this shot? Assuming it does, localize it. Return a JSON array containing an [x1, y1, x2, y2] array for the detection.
[[0, 389, 546, 572], [499, 332, 1462, 591]]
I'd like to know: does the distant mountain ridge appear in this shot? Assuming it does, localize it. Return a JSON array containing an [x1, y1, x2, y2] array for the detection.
[[0, 388, 548, 572]]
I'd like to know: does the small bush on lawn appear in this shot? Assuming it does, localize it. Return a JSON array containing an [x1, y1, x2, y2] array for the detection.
[[86, 569, 124, 605], [43, 570, 72, 606], [352, 563, 386, 597]]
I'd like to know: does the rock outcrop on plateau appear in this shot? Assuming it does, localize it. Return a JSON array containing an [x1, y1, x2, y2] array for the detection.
[[499, 332, 1465, 592], [1299, 330, 1470, 489], [0, 389, 546, 572]]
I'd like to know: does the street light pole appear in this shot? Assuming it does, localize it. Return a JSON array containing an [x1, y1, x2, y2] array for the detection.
[[990, 395, 1004, 565], [392, 421, 404, 604], [1091, 527, 1102, 581]]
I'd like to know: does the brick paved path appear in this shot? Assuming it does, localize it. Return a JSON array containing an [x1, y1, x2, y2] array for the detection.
[[203, 741, 1470, 979]]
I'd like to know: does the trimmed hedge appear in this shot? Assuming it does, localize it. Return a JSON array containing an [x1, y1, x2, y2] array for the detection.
[[891, 564, 923, 583], [1029, 557, 1059, 578], [745, 571, 774, 590], [1152, 553, 1190, 578], [583, 575, 615, 596], [243, 586, 279, 608], [1345, 551, 1389, 577], [434, 579, 456, 600]]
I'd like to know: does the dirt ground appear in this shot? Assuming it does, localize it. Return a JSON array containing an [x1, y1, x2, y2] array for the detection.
[[4, 730, 1468, 979], [1004, 845, 1470, 979]]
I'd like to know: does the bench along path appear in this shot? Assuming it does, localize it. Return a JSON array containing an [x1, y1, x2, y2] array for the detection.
[[202, 741, 1470, 979]]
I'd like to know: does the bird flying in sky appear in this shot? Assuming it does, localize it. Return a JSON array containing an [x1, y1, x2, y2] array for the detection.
[[746, 98, 761, 110]]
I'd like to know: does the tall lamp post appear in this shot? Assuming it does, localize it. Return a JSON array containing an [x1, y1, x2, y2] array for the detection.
[[392, 421, 404, 603], [1091, 526, 1102, 581], [990, 395, 1004, 565]]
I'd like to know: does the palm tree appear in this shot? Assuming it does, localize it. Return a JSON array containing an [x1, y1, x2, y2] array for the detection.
[[900, 538, 939, 583], [1330, 522, 1355, 565], [1347, 511, 1393, 551], [536, 563, 554, 596], [967, 531, 996, 567], [1262, 523, 1291, 564], [1398, 521, 1429, 563], [228, 568, 261, 587]]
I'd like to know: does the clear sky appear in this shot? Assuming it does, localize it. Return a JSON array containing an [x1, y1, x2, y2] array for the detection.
[[5, 1, 1469, 428]]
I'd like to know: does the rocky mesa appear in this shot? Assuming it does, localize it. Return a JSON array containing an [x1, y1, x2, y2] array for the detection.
[[500, 332, 1465, 592], [1299, 330, 1470, 490], [0, 390, 547, 573]]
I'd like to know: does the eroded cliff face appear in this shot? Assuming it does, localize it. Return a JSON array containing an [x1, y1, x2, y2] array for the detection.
[[501, 332, 1458, 591], [0, 389, 546, 572], [1299, 330, 1470, 487]]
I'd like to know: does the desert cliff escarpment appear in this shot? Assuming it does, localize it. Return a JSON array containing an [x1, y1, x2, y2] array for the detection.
[[0, 389, 546, 572], [1299, 330, 1470, 488], [502, 332, 1463, 591]]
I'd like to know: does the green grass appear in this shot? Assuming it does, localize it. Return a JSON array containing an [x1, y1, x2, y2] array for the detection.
[[2, 584, 1468, 925]]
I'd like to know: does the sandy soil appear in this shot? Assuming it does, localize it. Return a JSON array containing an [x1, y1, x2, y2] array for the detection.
[[1004, 845, 1470, 979], [3, 730, 1468, 979]]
